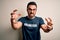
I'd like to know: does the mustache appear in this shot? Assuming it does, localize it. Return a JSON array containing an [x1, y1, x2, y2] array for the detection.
[[30, 13, 33, 14]]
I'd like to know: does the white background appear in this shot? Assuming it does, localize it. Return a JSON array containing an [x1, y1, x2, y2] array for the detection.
[[0, 0, 60, 40]]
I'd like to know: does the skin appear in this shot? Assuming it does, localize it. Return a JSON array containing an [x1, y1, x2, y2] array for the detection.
[[10, 5, 53, 32], [27, 5, 37, 19]]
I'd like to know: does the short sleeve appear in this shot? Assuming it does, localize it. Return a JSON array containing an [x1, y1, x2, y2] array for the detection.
[[39, 17, 45, 25], [18, 17, 24, 23]]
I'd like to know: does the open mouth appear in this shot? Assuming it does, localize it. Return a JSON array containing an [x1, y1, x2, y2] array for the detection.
[[30, 13, 34, 14], [30, 13, 33, 14]]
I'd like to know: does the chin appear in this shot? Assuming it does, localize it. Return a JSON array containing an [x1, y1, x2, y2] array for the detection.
[[30, 15, 35, 18], [30, 14, 34, 16]]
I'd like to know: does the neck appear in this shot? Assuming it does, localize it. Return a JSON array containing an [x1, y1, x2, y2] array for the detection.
[[27, 16, 35, 19]]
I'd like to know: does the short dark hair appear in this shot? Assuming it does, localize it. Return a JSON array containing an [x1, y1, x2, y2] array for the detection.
[[27, 1, 37, 8]]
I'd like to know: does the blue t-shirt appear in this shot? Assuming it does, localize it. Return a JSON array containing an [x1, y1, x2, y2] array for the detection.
[[18, 16, 45, 40]]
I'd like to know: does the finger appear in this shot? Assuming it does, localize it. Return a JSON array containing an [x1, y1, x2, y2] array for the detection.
[[13, 9, 18, 12], [11, 9, 18, 15], [48, 22, 53, 26], [11, 9, 17, 15], [48, 17, 52, 22], [45, 18, 49, 22], [11, 15, 14, 18], [11, 12, 15, 15]]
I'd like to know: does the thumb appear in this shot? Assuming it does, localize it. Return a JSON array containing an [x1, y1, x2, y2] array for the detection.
[[18, 13, 21, 16]]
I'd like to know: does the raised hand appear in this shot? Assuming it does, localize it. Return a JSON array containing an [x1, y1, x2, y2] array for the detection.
[[11, 9, 21, 19], [45, 17, 53, 26]]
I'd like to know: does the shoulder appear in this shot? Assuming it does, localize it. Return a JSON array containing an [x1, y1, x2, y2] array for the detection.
[[35, 16, 45, 25], [19, 16, 26, 19], [35, 16, 44, 23], [35, 16, 43, 20], [18, 16, 26, 21]]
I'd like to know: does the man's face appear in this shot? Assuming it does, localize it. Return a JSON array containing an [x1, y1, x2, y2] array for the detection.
[[27, 5, 37, 18]]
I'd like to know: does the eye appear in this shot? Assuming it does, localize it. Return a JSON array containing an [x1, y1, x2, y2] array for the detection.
[[28, 8, 37, 11], [28, 8, 32, 10], [33, 9, 36, 11]]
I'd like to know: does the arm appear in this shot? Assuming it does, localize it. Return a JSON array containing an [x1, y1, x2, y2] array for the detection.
[[41, 17, 53, 33], [11, 18, 22, 30], [10, 9, 22, 30]]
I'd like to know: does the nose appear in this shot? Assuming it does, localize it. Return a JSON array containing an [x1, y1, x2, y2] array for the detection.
[[31, 10, 33, 13]]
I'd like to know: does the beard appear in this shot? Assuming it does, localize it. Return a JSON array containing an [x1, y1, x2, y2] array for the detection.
[[28, 13, 35, 18]]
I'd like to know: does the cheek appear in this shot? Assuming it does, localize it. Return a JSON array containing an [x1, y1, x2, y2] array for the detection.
[[27, 10, 30, 13], [34, 11, 36, 14]]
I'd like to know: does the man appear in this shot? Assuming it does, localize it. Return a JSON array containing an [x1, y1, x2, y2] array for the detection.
[[10, 2, 53, 40]]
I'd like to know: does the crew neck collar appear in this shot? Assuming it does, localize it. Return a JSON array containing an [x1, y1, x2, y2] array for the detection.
[[26, 16, 36, 20]]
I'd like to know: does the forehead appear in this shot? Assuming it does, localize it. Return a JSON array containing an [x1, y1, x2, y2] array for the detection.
[[28, 5, 37, 9]]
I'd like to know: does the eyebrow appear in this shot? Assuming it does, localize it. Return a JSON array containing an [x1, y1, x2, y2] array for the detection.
[[28, 8, 37, 10]]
